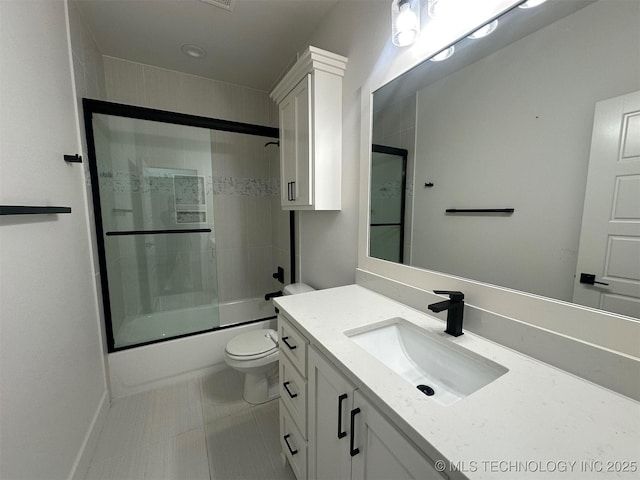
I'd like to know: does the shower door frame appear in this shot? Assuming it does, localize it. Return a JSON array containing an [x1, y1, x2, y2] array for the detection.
[[83, 98, 279, 352], [370, 144, 408, 264]]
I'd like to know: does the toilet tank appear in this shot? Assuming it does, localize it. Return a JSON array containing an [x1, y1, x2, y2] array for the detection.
[[283, 283, 315, 296]]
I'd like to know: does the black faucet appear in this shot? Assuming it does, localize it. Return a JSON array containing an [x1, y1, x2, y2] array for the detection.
[[427, 290, 464, 337]]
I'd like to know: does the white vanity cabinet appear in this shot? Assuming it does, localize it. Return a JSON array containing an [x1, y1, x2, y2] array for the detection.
[[307, 346, 355, 479], [270, 47, 347, 210], [278, 314, 309, 480], [279, 313, 445, 480], [308, 346, 446, 480], [350, 391, 445, 480]]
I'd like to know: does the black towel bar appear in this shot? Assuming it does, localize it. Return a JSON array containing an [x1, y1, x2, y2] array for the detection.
[[446, 208, 514, 214], [0, 205, 72, 215]]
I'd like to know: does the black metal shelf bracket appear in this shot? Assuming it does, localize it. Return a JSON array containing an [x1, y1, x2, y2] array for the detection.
[[446, 208, 515, 214], [0, 205, 72, 215], [64, 154, 82, 163]]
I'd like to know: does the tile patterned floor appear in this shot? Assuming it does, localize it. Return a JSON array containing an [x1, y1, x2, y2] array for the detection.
[[86, 368, 296, 480]]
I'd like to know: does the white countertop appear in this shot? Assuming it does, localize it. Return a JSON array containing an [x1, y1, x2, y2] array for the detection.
[[274, 285, 640, 479]]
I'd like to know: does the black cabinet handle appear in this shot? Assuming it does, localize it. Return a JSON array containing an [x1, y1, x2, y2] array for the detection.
[[291, 181, 296, 200], [282, 336, 297, 350], [283, 434, 298, 455], [349, 407, 361, 457], [337, 394, 348, 439], [283, 381, 298, 399]]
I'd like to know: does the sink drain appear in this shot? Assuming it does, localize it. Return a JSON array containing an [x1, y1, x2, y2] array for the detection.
[[417, 384, 435, 396]]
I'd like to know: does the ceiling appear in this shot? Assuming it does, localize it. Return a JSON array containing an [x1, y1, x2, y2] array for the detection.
[[76, 0, 342, 92]]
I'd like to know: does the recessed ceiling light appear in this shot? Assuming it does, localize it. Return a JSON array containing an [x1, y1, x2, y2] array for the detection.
[[181, 44, 206, 59], [468, 19, 499, 39], [519, 0, 548, 9], [430, 46, 455, 62]]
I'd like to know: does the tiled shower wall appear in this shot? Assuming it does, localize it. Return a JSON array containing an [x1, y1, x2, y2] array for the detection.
[[102, 56, 289, 304]]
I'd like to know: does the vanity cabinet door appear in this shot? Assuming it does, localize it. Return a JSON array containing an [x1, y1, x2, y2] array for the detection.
[[350, 391, 445, 480], [308, 346, 355, 480], [279, 74, 312, 208]]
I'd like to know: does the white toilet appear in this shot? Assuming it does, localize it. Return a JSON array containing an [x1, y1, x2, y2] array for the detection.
[[224, 283, 315, 404]]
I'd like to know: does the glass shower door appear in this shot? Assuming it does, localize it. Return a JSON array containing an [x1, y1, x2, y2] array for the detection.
[[92, 114, 220, 349], [369, 145, 407, 263]]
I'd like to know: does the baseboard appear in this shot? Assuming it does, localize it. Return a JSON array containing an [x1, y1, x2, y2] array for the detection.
[[68, 390, 110, 480]]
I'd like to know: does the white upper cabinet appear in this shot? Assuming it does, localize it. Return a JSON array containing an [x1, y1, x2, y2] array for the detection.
[[270, 47, 347, 210]]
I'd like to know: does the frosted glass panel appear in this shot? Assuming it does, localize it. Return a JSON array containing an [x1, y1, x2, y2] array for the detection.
[[370, 226, 402, 263], [93, 114, 220, 348], [370, 148, 406, 263]]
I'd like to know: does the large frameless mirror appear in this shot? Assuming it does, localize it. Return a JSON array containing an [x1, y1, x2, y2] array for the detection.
[[369, 0, 640, 319]]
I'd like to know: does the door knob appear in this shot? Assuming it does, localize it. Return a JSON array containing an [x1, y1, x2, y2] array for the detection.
[[579, 273, 609, 286]]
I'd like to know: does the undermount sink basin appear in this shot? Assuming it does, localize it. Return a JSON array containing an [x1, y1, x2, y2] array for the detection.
[[346, 318, 508, 406]]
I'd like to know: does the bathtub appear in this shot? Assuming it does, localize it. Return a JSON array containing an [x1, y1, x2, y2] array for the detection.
[[114, 297, 276, 348], [108, 297, 277, 399]]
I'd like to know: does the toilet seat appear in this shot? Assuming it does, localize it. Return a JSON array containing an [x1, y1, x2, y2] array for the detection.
[[225, 329, 278, 360]]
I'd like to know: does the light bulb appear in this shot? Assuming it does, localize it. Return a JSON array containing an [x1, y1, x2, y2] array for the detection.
[[519, 0, 548, 9], [430, 45, 455, 61], [392, 0, 421, 47], [467, 19, 499, 39]]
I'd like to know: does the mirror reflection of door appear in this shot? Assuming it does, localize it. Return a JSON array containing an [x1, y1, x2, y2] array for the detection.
[[369, 145, 407, 263], [573, 90, 640, 319]]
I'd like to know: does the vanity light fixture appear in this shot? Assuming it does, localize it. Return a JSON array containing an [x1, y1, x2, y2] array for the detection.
[[392, 0, 421, 47], [430, 45, 455, 61], [181, 44, 206, 58], [467, 19, 499, 39], [519, 0, 548, 8]]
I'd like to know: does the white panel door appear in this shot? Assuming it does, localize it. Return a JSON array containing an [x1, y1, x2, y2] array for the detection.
[[573, 91, 640, 319], [350, 391, 444, 480]]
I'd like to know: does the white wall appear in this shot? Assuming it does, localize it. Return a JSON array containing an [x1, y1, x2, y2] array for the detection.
[[298, 0, 392, 288], [68, 0, 112, 378], [411, 0, 639, 302], [0, 1, 108, 478]]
